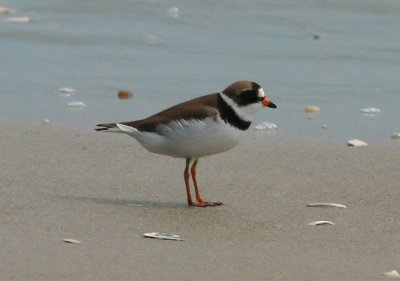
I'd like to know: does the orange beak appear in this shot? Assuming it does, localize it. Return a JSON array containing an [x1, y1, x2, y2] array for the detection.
[[262, 97, 277, 108]]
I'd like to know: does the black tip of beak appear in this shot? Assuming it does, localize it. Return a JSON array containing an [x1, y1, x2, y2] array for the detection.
[[269, 102, 277, 109]]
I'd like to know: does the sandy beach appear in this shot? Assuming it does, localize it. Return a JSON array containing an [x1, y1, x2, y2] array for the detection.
[[1, 121, 399, 280]]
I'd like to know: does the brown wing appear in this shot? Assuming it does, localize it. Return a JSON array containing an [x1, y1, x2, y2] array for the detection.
[[96, 93, 220, 132]]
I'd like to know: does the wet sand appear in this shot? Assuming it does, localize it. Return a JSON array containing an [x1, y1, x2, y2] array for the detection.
[[1, 121, 399, 280]]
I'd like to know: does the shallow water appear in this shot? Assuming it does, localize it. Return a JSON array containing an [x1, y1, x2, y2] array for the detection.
[[1, 0, 399, 141]]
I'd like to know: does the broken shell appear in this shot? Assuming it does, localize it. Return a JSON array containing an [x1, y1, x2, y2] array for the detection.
[[347, 139, 368, 147], [254, 121, 278, 131], [307, 202, 347, 208], [3, 16, 30, 23], [390, 133, 400, 140], [305, 105, 320, 113], [143, 232, 185, 241], [58, 87, 75, 97], [360, 107, 381, 114], [118, 90, 133, 99], [61, 238, 81, 244], [308, 221, 335, 226], [167, 7, 180, 18], [67, 101, 86, 108], [384, 270, 400, 278]]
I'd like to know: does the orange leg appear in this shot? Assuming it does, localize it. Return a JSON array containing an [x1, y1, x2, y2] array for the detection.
[[184, 158, 194, 206], [189, 159, 223, 207]]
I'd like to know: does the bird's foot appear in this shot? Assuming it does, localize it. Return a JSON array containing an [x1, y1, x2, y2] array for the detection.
[[190, 201, 223, 207]]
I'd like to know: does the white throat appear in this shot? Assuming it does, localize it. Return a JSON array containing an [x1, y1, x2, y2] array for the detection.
[[219, 92, 262, 122]]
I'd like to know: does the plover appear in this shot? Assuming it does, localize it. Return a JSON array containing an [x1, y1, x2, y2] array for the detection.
[[96, 81, 277, 207]]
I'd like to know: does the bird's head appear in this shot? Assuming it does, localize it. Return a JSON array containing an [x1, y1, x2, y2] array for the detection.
[[220, 81, 277, 121]]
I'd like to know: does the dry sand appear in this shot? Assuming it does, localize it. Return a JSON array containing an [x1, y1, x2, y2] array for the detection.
[[1, 121, 399, 280]]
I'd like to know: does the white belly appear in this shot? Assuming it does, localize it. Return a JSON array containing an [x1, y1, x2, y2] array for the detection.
[[132, 117, 244, 158]]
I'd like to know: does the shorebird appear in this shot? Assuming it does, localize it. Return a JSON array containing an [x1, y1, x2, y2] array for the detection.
[[96, 81, 277, 207]]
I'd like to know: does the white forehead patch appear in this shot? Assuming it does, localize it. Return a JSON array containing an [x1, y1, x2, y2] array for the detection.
[[257, 88, 265, 98]]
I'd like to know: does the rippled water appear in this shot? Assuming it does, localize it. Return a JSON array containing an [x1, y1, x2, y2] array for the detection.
[[1, 0, 400, 141]]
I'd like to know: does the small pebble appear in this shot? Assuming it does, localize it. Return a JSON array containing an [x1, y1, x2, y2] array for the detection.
[[41, 118, 50, 124], [305, 105, 320, 113], [3, 16, 30, 23], [321, 124, 328, 129], [312, 34, 320, 40], [118, 90, 133, 99], [0, 6, 15, 14], [143, 34, 161, 46], [347, 139, 368, 147]]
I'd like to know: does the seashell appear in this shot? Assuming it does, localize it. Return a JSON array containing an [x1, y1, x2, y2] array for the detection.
[[61, 238, 81, 244], [383, 270, 400, 278], [143, 232, 185, 241], [58, 87, 75, 97], [390, 133, 400, 140], [305, 105, 320, 113], [307, 202, 347, 208], [3, 16, 30, 23], [167, 7, 180, 18], [254, 121, 278, 131], [308, 220, 335, 226], [118, 90, 133, 99], [67, 101, 86, 108], [347, 139, 368, 147], [360, 107, 381, 114]]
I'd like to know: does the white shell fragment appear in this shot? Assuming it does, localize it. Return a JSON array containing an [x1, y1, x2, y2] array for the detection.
[[390, 133, 400, 140], [67, 101, 86, 108], [305, 105, 320, 113], [308, 220, 335, 226], [58, 87, 75, 97], [384, 270, 400, 278], [307, 202, 347, 209], [360, 107, 381, 116], [3, 16, 30, 23], [61, 238, 81, 244], [167, 7, 180, 18], [347, 139, 368, 147], [254, 121, 278, 131], [143, 232, 185, 241], [0, 6, 15, 14]]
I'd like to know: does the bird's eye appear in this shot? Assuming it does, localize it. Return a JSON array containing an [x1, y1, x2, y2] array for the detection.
[[240, 90, 256, 96]]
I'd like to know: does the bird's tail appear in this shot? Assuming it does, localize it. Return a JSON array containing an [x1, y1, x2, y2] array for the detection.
[[95, 123, 138, 134]]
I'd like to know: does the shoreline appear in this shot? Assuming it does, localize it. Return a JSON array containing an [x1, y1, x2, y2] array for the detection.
[[1, 121, 399, 280]]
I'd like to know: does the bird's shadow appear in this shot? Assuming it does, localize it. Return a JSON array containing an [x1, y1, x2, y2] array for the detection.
[[57, 194, 189, 209]]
